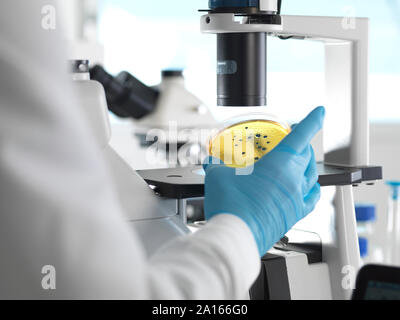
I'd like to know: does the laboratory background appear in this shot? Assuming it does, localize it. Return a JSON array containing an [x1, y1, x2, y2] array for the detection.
[[2, 0, 400, 301]]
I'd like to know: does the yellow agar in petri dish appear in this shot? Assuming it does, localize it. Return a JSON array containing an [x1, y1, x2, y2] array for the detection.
[[209, 119, 291, 168]]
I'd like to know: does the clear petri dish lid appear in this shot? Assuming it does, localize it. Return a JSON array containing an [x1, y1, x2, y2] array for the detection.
[[208, 112, 291, 168]]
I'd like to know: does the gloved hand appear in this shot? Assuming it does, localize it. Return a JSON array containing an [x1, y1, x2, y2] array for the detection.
[[203, 107, 325, 256]]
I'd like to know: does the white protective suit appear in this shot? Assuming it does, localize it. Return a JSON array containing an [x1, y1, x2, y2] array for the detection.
[[0, 0, 260, 299]]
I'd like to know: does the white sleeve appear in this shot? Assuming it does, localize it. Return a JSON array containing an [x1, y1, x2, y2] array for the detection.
[[0, 0, 260, 299], [148, 215, 261, 300]]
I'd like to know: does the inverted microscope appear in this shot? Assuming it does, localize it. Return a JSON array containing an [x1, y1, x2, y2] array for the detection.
[[137, 0, 383, 299], [72, 0, 383, 299]]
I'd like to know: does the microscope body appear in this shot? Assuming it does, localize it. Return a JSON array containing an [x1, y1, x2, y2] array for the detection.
[[134, 71, 218, 168]]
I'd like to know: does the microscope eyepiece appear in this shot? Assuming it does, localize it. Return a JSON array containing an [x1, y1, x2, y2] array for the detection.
[[89, 65, 159, 119]]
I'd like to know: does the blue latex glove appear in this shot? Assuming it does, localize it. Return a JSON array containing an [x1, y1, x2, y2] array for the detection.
[[203, 107, 325, 256]]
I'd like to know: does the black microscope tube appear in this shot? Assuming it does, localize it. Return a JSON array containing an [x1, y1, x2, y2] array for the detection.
[[217, 32, 267, 107]]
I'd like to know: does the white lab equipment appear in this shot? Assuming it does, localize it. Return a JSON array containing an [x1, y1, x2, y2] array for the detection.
[[135, 69, 219, 168], [90, 65, 218, 169], [355, 204, 384, 265], [386, 182, 400, 266]]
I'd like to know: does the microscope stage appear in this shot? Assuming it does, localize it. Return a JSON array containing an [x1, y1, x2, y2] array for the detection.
[[138, 163, 382, 199]]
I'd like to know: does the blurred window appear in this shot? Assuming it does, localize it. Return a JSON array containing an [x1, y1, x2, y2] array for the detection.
[[98, 0, 400, 122]]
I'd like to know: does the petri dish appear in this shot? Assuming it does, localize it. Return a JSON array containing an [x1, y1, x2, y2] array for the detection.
[[208, 113, 291, 168]]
